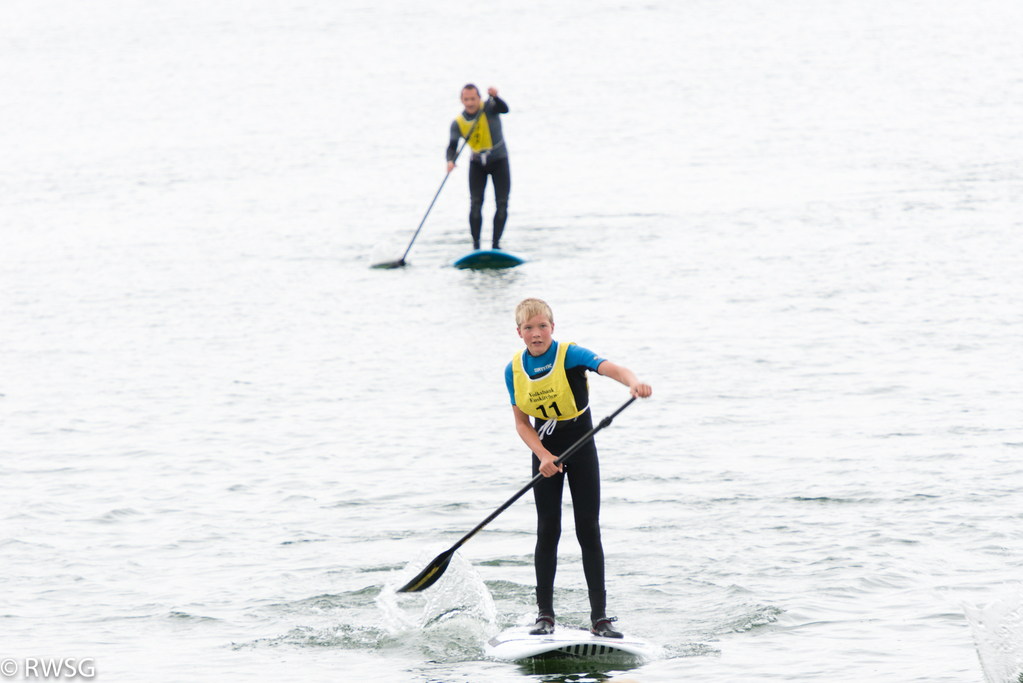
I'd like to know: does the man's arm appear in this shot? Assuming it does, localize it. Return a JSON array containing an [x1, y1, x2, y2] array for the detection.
[[485, 86, 508, 113], [446, 120, 462, 172]]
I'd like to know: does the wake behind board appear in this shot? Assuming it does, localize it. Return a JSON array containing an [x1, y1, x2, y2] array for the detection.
[[452, 248, 527, 270], [485, 625, 657, 663]]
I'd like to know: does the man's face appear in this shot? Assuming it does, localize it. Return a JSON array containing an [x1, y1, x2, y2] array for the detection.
[[461, 88, 481, 115]]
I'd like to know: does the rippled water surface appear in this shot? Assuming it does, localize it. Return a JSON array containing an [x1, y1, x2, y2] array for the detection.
[[2, 1, 1022, 682]]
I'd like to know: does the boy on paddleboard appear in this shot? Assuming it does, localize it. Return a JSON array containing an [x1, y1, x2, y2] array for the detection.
[[446, 84, 510, 251], [506, 298, 652, 638]]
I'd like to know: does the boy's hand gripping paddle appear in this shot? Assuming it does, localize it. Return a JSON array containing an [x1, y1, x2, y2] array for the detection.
[[397, 397, 637, 593]]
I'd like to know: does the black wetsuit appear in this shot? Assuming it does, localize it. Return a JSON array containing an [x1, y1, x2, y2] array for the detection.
[[447, 96, 511, 249], [505, 341, 609, 621]]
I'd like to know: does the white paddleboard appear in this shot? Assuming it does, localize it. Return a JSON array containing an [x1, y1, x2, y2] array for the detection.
[[485, 624, 657, 663]]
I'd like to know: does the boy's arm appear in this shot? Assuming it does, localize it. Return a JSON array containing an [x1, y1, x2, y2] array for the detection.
[[596, 360, 653, 398], [513, 405, 562, 478]]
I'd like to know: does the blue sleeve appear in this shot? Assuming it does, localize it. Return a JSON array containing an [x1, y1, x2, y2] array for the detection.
[[505, 361, 516, 405], [564, 344, 604, 373]]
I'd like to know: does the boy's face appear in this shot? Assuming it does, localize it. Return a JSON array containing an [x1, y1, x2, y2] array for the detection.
[[461, 88, 481, 114], [517, 313, 554, 357]]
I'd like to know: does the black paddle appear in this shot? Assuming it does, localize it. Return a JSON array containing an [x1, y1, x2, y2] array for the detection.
[[372, 99, 491, 270], [396, 397, 637, 593]]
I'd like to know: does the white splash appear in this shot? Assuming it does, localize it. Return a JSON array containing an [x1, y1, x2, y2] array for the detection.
[[965, 588, 1023, 683], [377, 550, 497, 636]]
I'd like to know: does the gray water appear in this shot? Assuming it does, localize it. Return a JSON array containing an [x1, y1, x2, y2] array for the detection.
[[2, 1, 1022, 682]]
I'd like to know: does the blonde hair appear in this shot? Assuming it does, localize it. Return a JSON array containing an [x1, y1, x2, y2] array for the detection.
[[515, 298, 554, 327]]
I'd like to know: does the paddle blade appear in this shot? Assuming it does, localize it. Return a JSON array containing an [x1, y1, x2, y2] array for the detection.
[[371, 259, 405, 269], [396, 548, 454, 593]]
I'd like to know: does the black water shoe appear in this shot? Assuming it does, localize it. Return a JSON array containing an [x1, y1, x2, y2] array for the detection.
[[529, 614, 555, 636], [591, 617, 623, 638]]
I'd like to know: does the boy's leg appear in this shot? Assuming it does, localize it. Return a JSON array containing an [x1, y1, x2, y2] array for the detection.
[[529, 585, 555, 635], [532, 453, 565, 615], [565, 445, 607, 618]]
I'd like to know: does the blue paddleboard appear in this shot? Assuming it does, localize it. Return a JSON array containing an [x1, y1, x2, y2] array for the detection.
[[451, 249, 527, 270]]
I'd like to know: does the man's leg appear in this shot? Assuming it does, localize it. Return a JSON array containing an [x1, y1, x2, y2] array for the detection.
[[468, 161, 487, 249], [491, 159, 511, 249]]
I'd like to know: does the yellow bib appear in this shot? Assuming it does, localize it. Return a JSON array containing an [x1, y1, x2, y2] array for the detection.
[[456, 111, 494, 153], [511, 342, 587, 422]]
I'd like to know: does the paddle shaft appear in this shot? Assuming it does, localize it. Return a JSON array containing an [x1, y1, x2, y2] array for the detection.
[[396, 397, 637, 592], [396, 99, 490, 264], [439, 396, 636, 557]]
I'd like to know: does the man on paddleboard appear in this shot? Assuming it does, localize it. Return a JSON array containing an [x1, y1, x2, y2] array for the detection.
[[506, 298, 652, 638], [446, 84, 510, 251]]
